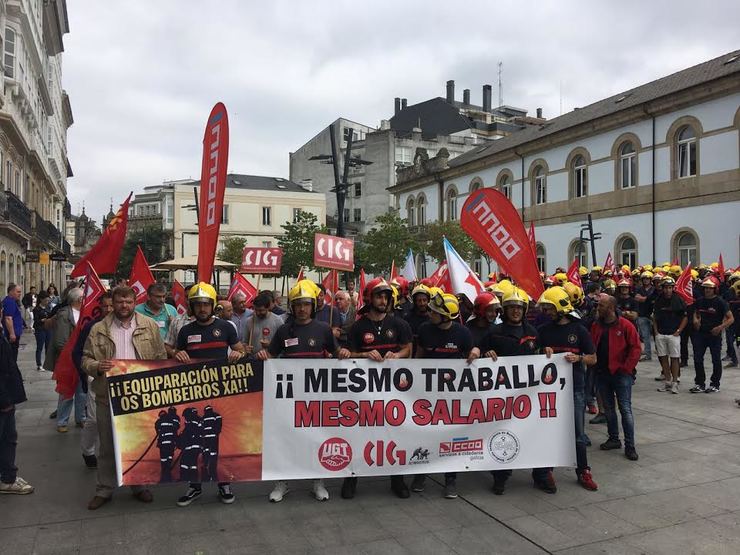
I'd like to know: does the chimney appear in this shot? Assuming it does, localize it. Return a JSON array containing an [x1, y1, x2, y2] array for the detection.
[[482, 84, 492, 112], [394, 97, 401, 116], [536, 107, 543, 119], [446, 80, 455, 103], [401, 98, 407, 110], [463, 89, 470, 105]]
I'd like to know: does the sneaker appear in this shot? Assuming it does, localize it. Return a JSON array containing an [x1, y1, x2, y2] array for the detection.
[[443, 477, 458, 499], [689, 385, 705, 393], [680, 361, 688, 368], [410, 475, 426, 493], [341, 477, 357, 499], [578, 469, 598, 491], [735, 398, 740, 407], [312, 479, 329, 501], [654, 375, 665, 381], [218, 484, 235, 504], [48, 410, 57, 419], [0, 477, 34, 495], [657, 382, 671, 392], [36, 365, 45, 372], [671, 382, 679, 394], [722, 355, 731, 362], [625, 446, 639, 461], [176, 486, 202, 507], [533, 471, 557, 494], [705, 385, 720, 393], [390, 476, 410, 499], [600, 438, 622, 450], [724, 362, 738, 369], [269, 481, 289, 503], [586, 404, 598, 415], [640, 355, 652, 362], [589, 414, 607, 424], [56, 426, 68, 433], [82, 454, 98, 469]]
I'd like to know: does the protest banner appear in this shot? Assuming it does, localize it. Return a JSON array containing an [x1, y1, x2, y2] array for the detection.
[[314, 232, 354, 271], [241, 247, 283, 274], [110, 354, 575, 484]]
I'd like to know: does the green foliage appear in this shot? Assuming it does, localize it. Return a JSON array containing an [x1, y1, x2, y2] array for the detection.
[[115, 226, 167, 279], [218, 236, 247, 266], [418, 220, 483, 264], [278, 210, 328, 276], [355, 211, 418, 275]]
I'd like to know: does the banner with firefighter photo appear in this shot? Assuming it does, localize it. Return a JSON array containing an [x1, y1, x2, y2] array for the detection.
[[108, 358, 263, 486], [261, 354, 576, 480]]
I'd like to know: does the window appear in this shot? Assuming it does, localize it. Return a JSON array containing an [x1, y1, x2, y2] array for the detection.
[[292, 208, 301, 222], [354, 183, 361, 197], [620, 142, 636, 188], [4, 28, 15, 79], [470, 178, 483, 192], [343, 208, 350, 223], [261, 206, 271, 226], [445, 187, 457, 221], [262, 241, 272, 248], [677, 126, 696, 178], [675, 231, 698, 267], [416, 195, 426, 225], [534, 167, 547, 205], [618, 236, 637, 268], [222, 204, 229, 224], [15, 171, 20, 197], [166, 200, 174, 224], [353, 208, 361, 222], [572, 156, 587, 198], [343, 127, 354, 142], [406, 197, 415, 227], [569, 240, 588, 267], [396, 146, 413, 166], [5, 161, 10, 189], [536, 244, 546, 273], [499, 174, 512, 200]]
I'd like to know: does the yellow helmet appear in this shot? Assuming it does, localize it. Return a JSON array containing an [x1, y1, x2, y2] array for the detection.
[[427, 286, 444, 299], [643, 264, 653, 272], [537, 286, 574, 315], [553, 272, 568, 286], [411, 284, 431, 298], [429, 292, 459, 320], [188, 282, 217, 306], [603, 279, 616, 290], [632, 269, 642, 277], [496, 279, 515, 298], [640, 271, 653, 279], [621, 264, 631, 273], [710, 262, 719, 269], [670, 265, 681, 275], [562, 281, 584, 307], [579, 266, 588, 276], [591, 265, 603, 273], [732, 280, 740, 296], [728, 272, 740, 285], [502, 288, 529, 310], [661, 276, 676, 287], [288, 279, 320, 307]]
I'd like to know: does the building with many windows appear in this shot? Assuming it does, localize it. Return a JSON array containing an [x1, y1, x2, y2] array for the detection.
[[390, 51, 740, 275], [0, 0, 72, 292]]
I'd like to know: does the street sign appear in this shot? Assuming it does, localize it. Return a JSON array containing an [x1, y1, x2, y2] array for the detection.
[[39, 252, 50, 265], [50, 252, 67, 262], [240, 247, 283, 274], [25, 250, 40, 263], [313, 233, 354, 271]]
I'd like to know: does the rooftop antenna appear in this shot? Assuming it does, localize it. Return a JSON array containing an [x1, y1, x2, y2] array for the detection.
[[497, 61, 503, 107]]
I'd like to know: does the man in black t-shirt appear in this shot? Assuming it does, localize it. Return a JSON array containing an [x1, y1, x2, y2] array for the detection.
[[616, 280, 638, 325], [634, 272, 657, 361], [342, 278, 413, 500], [690, 277, 734, 393], [404, 284, 431, 354], [174, 283, 246, 508], [411, 292, 478, 499], [652, 277, 687, 393], [466, 292, 500, 349], [537, 287, 598, 492], [257, 279, 350, 503]]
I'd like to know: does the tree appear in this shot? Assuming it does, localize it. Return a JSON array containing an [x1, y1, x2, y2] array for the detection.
[[278, 210, 328, 276], [115, 226, 167, 279], [419, 220, 483, 264], [218, 236, 247, 266], [354, 211, 418, 275]]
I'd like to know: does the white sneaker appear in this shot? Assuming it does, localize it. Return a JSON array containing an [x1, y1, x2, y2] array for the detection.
[[269, 481, 289, 503], [671, 382, 679, 394], [0, 477, 34, 495], [312, 479, 329, 501], [657, 382, 671, 392]]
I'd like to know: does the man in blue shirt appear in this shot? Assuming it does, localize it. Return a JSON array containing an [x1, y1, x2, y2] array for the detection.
[[134, 283, 177, 340], [2, 284, 23, 361]]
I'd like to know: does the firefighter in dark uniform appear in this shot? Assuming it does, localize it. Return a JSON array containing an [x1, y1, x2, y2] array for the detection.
[[467, 292, 500, 348], [404, 284, 432, 354], [201, 405, 222, 482], [177, 407, 202, 484], [155, 408, 178, 482], [342, 278, 413, 500], [480, 288, 554, 495]]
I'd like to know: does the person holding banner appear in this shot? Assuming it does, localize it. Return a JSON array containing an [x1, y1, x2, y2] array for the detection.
[[537, 287, 599, 492], [411, 292, 479, 499], [82, 286, 167, 510], [342, 278, 413, 500], [257, 279, 350, 502], [467, 292, 501, 347], [135, 283, 177, 340], [173, 283, 247, 507]]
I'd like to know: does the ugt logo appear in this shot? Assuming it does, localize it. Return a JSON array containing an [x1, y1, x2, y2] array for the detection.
[[364, 440, 407, 467]]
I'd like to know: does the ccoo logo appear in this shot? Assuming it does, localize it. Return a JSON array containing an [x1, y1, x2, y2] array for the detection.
[[318, 437, 352, 471]]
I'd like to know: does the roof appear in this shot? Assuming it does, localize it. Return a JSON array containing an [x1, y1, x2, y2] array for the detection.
[[447, 49, 740, 170], [390, 97, 473, 139], [189, 174, 318, 193]]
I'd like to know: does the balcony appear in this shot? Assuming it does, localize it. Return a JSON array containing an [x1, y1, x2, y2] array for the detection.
[[0, 189, 33, 236], [31, 210, 61, 246]]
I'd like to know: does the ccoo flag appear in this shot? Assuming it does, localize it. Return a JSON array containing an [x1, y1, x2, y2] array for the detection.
[[197, 102, 230, 283], [227, 273, 258, 305], [443, 237, 485, 302]]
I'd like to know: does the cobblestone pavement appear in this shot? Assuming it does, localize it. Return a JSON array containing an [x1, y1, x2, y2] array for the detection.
[[4, 334, 740, 554]]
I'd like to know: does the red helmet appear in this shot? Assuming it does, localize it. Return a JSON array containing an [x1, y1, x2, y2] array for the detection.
[[473, 292, 501, 318], [701, 276, 720, 289], [390, 276, 409, 297], [363, 277, 393, 303], [419, 277, 435, 287]]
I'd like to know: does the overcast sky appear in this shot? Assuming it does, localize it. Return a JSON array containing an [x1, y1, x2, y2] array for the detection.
[[64, 0, 740, 220]]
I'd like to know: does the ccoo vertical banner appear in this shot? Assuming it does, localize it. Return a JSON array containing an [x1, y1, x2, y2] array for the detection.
[[197, 102, 230, 283]]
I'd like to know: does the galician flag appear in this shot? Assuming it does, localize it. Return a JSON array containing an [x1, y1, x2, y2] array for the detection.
[[443, 237, 484, 302], [400, 249, 417, 282]]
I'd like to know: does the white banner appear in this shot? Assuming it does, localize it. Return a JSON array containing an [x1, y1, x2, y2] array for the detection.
[[262, 354, 575, 480]]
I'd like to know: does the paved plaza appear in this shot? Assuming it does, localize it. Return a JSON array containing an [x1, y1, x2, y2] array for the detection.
[[3, 335, 740, 555]]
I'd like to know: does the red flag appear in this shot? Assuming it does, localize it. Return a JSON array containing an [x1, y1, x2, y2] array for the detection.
[[390, 260, 398, 281], [675, 264, 694, 306], [71, 194, 132, 277], [566, 259, 583, 288], [296, 267, 305, 281], [128, 246, 155, 304], [718, 254, 726, 282], [528, 221, 537, 259], [322, 269, 339, 304], [54, 263, 107, 398], [429, 261, 452, 292], [357, 268, 367, 311], [197, 102, 230, 283], [227, 273, 257, 305], [171, 280, 188, 316], [604, 252, 615, 274], [460, 189, 544, 299]]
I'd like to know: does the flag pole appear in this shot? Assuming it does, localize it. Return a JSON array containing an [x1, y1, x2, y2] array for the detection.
[[248, 274, 262, 346]]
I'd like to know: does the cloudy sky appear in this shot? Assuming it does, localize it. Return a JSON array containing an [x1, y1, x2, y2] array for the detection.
[[64, 0, 740, 220]]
